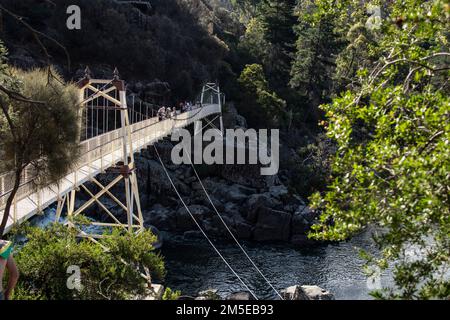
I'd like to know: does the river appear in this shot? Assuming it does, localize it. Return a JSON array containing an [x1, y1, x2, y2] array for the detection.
[[162, 231, 393, 300]]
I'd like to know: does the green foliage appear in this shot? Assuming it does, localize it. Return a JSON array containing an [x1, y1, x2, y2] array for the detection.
[[238, 17, 272, 64], [12, 223, 165, 300], [309, 0, 450, 299], [162, 287, 181, 300], [290, 1, 343, 108], [0, 65, 80, 186], [238, 63, 286, 127]]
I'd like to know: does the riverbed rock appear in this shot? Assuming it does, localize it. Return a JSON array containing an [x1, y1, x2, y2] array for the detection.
[[176, 205, 211, 231], [241, 193, 281, 223], [226, 291, 255, 300], [220, 164, 277, 189], [196, 289, 221, 300], [233, 219, 253, 239], [253, 208, 291, 242], [268, 185, 289, 200], [140, 284, 165, 300], [281, 285, 334, 300], [143, 204, 176, 231]]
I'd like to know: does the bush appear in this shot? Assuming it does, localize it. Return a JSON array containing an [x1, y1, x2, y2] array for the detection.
[[11, 222, 166, 300]]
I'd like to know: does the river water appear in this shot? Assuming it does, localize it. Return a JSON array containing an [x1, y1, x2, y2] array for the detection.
[[162, 231, 393, 300]]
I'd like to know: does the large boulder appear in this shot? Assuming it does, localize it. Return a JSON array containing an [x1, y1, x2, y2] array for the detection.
[[201, 180, 255, 205], [196, 289, 221, 300], [233, 219, 253, 239], [176, 205, 211, 231], [291, 205, 317, 235], [219, 164, 277, 189], [281, 285, 334, 300], [241, 193, 281, 223], [253, 208, 291, 242], [143, 204, 176, 231]]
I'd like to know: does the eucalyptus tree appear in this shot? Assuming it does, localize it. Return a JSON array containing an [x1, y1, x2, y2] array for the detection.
[[307, 0, 450, 299], [0, 44, 80, 237]]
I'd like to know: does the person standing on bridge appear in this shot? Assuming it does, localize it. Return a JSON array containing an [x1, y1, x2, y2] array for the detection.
[[157, 106, 166, 121], [0, 240, 19, 300]]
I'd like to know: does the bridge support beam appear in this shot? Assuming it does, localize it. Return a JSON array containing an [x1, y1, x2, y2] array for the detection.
[[56, 70, 144, 238], [201, 82, 224, 136]]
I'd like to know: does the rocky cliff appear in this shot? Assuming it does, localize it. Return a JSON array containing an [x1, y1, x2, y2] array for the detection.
[[84, 105, 319, 246]]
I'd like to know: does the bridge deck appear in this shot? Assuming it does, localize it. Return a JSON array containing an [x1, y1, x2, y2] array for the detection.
[[0, 104, 221, 233]]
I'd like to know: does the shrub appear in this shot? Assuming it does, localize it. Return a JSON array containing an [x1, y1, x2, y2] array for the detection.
[[12, 222, 165, 300]]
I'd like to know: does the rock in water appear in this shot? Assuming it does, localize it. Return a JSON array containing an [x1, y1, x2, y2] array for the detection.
[[226, 291, 255, 300], [196, 289, 221, 300], [281, 285, 334, 300]]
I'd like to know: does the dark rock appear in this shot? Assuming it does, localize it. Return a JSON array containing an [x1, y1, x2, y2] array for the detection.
[[176, 205, 211, 231], [233, 219, 253, 239], [199, 195, 225, 212], [253, 208, 291, 242], [290, 234, 314, 246], [183, 230, 203, 240], [268, 185, 289, 200], [220, 164, 277, 189], [241, 194, 281, 223], [143, 204, 176, 231]]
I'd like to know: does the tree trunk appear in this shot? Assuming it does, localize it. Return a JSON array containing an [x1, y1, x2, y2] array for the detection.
[[0, 169, 22, 238]]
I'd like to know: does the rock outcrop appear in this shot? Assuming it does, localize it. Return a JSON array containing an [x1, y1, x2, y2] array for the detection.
[[84, 99, 318, 246], [89, 139, 319, 246], [281, 285, 335, 300]]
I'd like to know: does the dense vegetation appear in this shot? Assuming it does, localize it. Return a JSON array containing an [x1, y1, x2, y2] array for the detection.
[[11, 222, 165, 300], [0, 0, 228, 103], [306, 0, 450, 299]]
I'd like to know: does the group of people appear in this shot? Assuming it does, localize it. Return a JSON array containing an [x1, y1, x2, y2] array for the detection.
[[156, 101, 198, 121], [157, 106, 174, 121]]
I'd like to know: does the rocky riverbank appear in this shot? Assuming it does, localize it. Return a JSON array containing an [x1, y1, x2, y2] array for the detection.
[[85, 138, 319, 246], [141, 146, 318, 246]]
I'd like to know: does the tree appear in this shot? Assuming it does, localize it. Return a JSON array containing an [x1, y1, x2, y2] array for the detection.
[[11, 222, 166, 300], [238, 17, 272, 64], [0, 45, 80, 236], [290, 0, 343, 115], [258, 0, 297, 87], [309, 0, 450, 299], [238, 63, 286, 127]]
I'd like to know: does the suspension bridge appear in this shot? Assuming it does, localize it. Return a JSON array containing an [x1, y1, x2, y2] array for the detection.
[[0, 69, 224, 236], [0, 69, 285, 300]]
